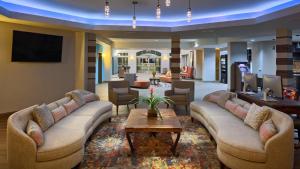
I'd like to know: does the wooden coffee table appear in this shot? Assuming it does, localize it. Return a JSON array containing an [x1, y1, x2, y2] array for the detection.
[[125, 108, 182, 155]]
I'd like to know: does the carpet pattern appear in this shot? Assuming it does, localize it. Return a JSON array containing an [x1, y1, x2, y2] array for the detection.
[[79, 116, 220, 169]]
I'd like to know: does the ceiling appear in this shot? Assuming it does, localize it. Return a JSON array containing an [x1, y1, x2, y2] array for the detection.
[[1, 0, 300, 28]]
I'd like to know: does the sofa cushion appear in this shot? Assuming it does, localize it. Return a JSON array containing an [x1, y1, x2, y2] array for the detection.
[[47, 102, 58, 111], [231, 98, 251, 110], [216, 92, 235, 108], [70, 101, 112, 123], [218, 125, 267, 163], [37, 125, 84, 162]]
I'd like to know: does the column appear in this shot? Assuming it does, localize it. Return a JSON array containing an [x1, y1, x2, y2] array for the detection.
[[202, 48, 216, 81], [86, 33, 97, 92], [227, 42, 248, 90], [276, 28, 294, 87], [170, 37, 180, 79]]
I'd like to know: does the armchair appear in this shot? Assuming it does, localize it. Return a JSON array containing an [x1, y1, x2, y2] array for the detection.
[[108, 80, 139, 115], [165, 80, 195, 112]]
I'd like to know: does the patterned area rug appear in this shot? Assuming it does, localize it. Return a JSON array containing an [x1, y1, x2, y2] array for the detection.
[[79, 116, 220, 169]]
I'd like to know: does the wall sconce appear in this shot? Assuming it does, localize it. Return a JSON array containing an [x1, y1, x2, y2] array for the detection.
[[129, 56, 135, 60]]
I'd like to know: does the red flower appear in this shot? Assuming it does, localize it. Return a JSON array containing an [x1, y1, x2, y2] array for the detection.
[[149, 87, 154, 94]]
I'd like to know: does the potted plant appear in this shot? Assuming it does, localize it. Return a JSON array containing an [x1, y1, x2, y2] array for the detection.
[[152, 71, 157, 78], [133, 87, 173, 119]]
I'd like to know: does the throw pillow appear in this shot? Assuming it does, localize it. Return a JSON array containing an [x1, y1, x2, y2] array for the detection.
[[216, 92, 236, 108], [63, 100, 80, 114], [174, 88, 190, 95], [32, 104, 54, 131], [51, 106, 67, 122], [225, 100, 239, 113], [207, 94, 220, 104], [113, 88, 129, 94], [84, 93, 100, 103], [233, 105, 248, 120], [26, 120, 44, 146], [244, 103, 270, 130], [259, 119, 278, 144], [66, 91, 86, 106]]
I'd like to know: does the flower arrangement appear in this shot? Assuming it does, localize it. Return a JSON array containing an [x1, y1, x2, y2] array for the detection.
[[152, 71, 157, 78], [133, 87, 173, 119]]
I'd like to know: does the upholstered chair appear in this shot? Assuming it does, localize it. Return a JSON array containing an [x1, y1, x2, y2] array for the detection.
[[108, 80, 139, 115], [165, 80, 195, 112], [124, 73, 137, 87]]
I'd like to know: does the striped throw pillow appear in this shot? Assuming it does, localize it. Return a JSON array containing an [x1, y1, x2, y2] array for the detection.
[[259, 119, 278, 144], [63, 100, 80, 114], [51, 106, 67, 122], [26, 120, 44, 146]]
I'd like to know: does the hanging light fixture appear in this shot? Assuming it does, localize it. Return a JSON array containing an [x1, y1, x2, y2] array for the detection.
[[187, 0, 192, 22], [165, 0, 171, 7], [156, 0, 161, 19], [104, 0, 110, 17], [132, 1, 137, 29]]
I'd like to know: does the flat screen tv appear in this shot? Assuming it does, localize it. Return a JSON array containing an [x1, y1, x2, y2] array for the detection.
[[12, 31, 63, 62]]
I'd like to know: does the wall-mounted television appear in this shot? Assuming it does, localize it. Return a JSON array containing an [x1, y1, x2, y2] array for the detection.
[[12, 31, 63, 62]]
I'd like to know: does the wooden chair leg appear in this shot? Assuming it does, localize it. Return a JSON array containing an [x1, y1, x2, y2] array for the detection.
[[191, 117, 194, 123], [185, 105, 188, 113], [134, 104, 137, 108], [127, 104, 129, 112], [167, 104, 169, 108], [116, 105, 119, 116]]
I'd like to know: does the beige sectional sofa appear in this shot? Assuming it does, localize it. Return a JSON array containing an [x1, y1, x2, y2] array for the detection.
[[190, 92, 294, 169], [7, 96, 113, 169]]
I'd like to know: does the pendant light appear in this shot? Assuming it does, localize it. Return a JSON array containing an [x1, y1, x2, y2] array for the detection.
[[156, 0, 161, 19], [104, 0, 110, 17], [132, 1, 137, 29], [165, 0, 171, 7], [187, 0, 192, 22]]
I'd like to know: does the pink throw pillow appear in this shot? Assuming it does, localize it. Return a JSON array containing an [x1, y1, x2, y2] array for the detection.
[[259, 119, 278, 144], [63, 100, 80, 114], [207, 95, 220, 104], [84, 93, 99, 103], [51, 106, 67, 122], [26, 120, 44, 146], [232, 106, 248, 120], [225, 100, 239, 113]]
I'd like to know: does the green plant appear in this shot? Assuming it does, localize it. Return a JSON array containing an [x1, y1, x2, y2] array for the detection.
[[132, 87, 173, 119]]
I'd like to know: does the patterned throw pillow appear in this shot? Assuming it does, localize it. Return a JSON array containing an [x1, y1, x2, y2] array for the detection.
[[216, 92, 236, 108], [225, 100, 239, 113], [66, 91, 86, 106], [113, 88, 129, 95], [174, 88, 190, 95], [84, 93, 100, 103], [63, 100, 80, 114], [51, 106, 67, 122], [26, 120, 44, 146], [244, 103, 270, 130], [32, 104, 55, 131], [259, 119, 278, 144], [207, 95, 220, 104], [233, 106, 248, 120]]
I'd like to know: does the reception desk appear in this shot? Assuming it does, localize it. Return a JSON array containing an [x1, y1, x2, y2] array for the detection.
[[237, 92, 300, 115]]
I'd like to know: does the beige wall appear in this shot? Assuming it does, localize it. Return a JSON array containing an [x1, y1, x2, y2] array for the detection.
[[0, 22, 76, 113]]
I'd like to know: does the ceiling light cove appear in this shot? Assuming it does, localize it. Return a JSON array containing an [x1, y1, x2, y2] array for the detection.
[[0, 0, 300, 28]]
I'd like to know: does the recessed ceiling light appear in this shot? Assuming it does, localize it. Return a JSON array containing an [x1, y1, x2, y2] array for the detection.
[[250, 39, 255, 42]]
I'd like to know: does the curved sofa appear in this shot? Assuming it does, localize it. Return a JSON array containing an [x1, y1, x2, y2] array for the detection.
[[190, 94, 294, 169], [7, 96, 113, 169]]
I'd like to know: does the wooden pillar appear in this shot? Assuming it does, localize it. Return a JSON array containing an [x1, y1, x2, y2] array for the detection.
[[170, 37, 180, 79], [86, 33, 96, 92], [276, 28, 294, 87]]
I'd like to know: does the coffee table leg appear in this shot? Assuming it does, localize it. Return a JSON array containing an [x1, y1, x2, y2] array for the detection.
[[126, 132, 135, 154], [171, 132, 181, 155]]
